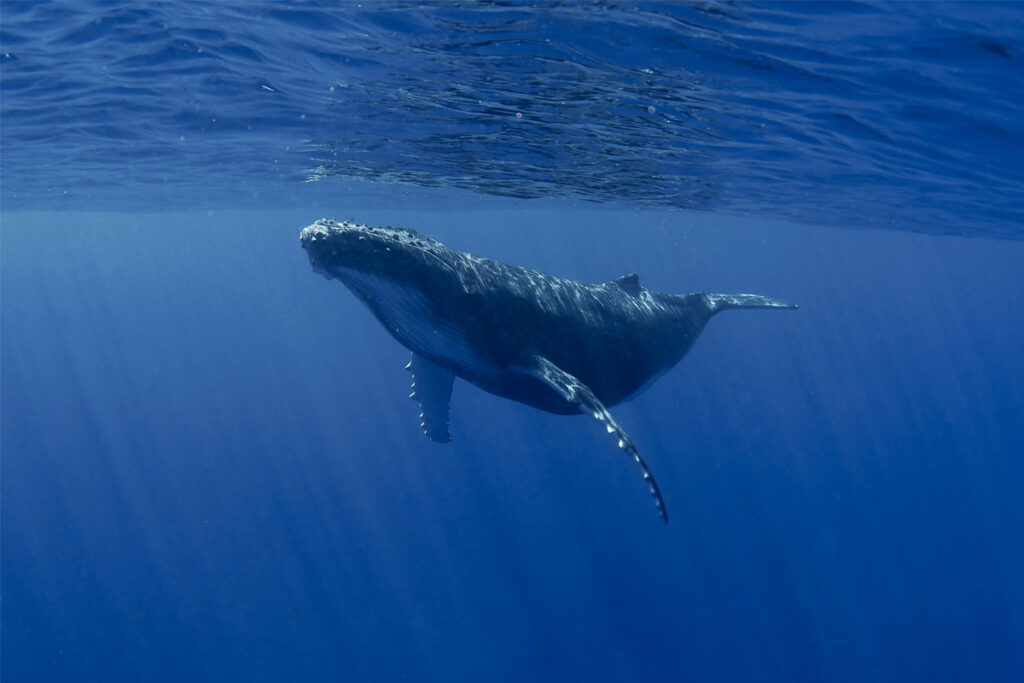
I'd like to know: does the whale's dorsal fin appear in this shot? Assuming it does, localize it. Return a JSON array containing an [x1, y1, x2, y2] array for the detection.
[[527, 355, 668, 523], [610, 273, 641, 297], [406, 353, 454, 442]]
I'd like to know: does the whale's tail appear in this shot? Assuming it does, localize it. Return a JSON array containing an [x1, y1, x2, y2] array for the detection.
[[704, 292, 798, 313]]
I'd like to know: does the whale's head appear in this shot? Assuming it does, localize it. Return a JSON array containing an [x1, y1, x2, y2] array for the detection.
[[299, 219, 469, 356], [299, 218, 442, 282]]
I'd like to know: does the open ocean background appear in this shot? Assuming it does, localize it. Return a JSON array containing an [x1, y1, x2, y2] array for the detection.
[[2, 2, 1023, 681]]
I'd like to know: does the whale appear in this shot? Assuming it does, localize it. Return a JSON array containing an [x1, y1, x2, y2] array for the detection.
[[300, 219, 797, 523]]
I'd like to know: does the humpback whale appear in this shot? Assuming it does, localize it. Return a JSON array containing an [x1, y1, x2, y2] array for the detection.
[[300, 219, 797, 523]]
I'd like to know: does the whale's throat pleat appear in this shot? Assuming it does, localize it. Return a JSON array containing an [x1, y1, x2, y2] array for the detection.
[[336, 267, 480, 371]]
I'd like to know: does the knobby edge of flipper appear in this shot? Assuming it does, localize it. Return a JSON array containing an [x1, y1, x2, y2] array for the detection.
[[406, 353, 455, 443], [527, 355, 669, 524]]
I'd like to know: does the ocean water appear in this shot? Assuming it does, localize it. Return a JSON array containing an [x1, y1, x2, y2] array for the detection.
[[2, 3, 1023, 682]]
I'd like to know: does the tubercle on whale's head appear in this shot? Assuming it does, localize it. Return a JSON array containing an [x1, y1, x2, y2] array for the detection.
[[299, 218, 436, 280]]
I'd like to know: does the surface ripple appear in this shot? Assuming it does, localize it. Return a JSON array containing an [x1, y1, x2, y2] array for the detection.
[[1, 1, 1022, 237]]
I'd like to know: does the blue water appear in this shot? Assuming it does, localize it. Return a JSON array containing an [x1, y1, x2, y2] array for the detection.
[[2, 3, 1023, 682]]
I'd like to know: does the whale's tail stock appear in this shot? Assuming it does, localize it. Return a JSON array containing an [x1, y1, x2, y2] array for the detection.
[[704, 292, 799, 313]]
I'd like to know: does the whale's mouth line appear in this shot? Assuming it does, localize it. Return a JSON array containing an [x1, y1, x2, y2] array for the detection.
[[301, 217, 458, 285]]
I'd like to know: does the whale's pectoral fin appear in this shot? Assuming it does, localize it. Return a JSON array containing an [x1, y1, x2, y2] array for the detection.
[[527, 355, 668, 523], [406, 353, 454, 443]]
